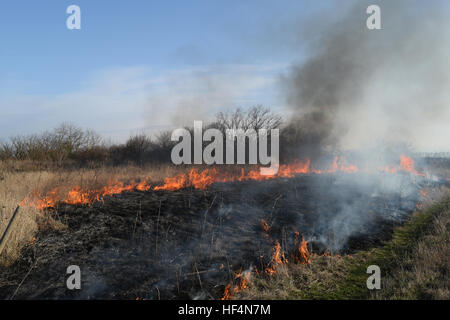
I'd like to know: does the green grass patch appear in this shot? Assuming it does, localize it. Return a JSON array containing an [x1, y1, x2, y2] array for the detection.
[[323, 197, 450, 300], [240, 195, 450, 300]]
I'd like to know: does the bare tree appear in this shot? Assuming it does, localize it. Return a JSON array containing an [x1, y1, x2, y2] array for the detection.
[[0, 123, 102, 165], [247, 105, 283, 130], [215, 105, 282, 132]]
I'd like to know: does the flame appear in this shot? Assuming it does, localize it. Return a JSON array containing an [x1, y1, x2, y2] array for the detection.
[[295, 232, 310, 264], [264, 240, 289, 275], [260, 219, 270, 232], [326, 156, 358, 174], [262, 233, 310, 277], [221, 270, 251, 300], [400, 155, 425, 176], [19, 180, 152, 210], [153, 155, 424, 191], [221, 283, 234, 300], [271, 240, 287, 265], [420, 189, 428, 199], [19, 155, 425, 210]]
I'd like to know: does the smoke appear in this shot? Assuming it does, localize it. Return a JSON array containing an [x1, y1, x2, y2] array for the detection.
[[310, 173, 419, 251], [276, 0, 449, 251], [282, 0, 450, 155], [146, 64, 279, 129]]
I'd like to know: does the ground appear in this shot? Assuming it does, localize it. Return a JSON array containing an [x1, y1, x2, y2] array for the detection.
[[2, 164, 447, 300], [0, 160, 449, 300], [237, 192, 450, 300]]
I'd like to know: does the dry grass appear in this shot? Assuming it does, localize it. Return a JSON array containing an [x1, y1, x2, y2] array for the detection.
[[0, 161, 181, 266], [424, 159, 450, 181], [2, 159, 449, 299], [372, 205, 450, 299], [237, 187, 450, 300], [0, 160, 272, 267], [235, 255, 362, 300]]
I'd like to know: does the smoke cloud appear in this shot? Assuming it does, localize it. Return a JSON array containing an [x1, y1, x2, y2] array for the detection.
[[146, 64, 280, 129], [282, 0, 450, 155], [276, 0, 449, 251]]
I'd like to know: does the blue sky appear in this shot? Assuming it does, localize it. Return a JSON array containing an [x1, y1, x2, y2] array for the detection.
[[0, 1, 298, 92], [0, 0, 335, 141], [0, 1, 449, 151]]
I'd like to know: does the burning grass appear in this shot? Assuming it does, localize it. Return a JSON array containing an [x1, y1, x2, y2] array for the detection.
[[236, 187, 450, 300], [0, 162, 179, 266], [0, 169, 433, 299], [17, 154, 426, 211], [0, 156, 448, 299]]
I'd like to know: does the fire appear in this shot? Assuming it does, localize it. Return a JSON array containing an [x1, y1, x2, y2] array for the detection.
[[29, 237, 36, 245], [19, 180, 152, 210], [264, 240, 289, 275], [295, 232, 310, 264], [221, 270, 251, 300], [271, 240, 287, 265], [19, 155, 425, 211], [327, 156, 359, 174], [260, 233, 311, 277], [221, 283, 234, 300], [400, 155, 425, 176], [264, 267, 276, 276], [153, 155, 424, 191], [420, 189, 428, 198], [260, 219, 270, 233]]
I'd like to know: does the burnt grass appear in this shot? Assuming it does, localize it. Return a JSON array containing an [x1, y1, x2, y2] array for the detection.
[[0, 174, 422, 300]]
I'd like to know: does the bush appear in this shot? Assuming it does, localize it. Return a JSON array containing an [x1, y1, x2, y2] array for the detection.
[[0, 106, 293, 167], [0, 123, 102, 166]]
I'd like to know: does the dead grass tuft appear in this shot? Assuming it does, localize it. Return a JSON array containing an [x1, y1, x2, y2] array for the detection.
[[238, 188, 450, 300], [0, 162, 181, 266]]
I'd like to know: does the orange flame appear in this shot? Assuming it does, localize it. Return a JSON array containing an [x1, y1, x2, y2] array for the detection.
[[264, 240, 288, 275], [271, 240, 286, 265], [19, 180, 152, 210], [19, 155, 425, 211], [221, 270, 251, 300], [419, 189, 428, 199], [295, 232, 310, 264], [400, 155, 425, 176], [260, 219, 270, 233], [153, 155, 424, 192]]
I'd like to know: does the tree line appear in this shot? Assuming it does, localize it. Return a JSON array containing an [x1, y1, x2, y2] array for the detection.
[[0, 105, 307, 168]]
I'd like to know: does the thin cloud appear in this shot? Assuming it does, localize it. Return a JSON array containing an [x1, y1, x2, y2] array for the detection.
[[0, 64, 285, 143]]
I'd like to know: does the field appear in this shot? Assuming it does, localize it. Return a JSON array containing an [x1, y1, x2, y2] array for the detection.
[[0, 162, 180, 266], [0, 159, 449, 300]]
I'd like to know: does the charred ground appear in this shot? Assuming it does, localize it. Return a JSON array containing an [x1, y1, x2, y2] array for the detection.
[[0, 173, 434, 300]]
